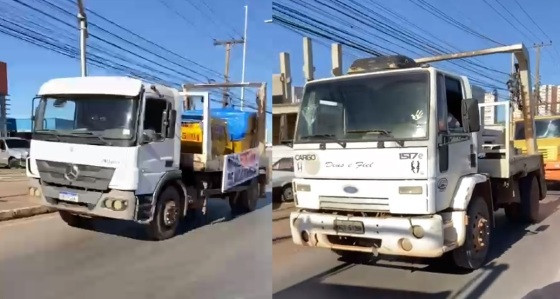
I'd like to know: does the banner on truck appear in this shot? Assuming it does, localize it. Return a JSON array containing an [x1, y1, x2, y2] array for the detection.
[[221, 147, 260, 192]]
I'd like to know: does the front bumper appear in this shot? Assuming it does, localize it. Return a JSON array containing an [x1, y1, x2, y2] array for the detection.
[[29, 178, 137, 221], [290, 211, 454, 258]]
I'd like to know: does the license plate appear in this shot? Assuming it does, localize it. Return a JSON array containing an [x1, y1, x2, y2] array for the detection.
[[58, 191, 79, 202], [334, 220, 365, 234]]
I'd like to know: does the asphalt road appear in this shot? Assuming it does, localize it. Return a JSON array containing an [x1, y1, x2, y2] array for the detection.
[[273, 191, 560, 299], [0, 193, 272, 299]]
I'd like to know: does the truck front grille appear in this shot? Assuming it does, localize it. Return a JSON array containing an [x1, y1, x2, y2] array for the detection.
[[36, 160, 115, 191], [319, 196, 389, 212]]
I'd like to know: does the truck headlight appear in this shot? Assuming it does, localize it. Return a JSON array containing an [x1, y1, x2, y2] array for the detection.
[[295, 183, 311, 192], [399, 186, 423, 195]]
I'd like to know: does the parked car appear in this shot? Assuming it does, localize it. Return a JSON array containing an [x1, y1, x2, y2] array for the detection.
[[272, 145, 294, 202], [0, 137, 30, 168]]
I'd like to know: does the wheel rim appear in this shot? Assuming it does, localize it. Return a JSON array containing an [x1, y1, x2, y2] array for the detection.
[[472, 213, 489, 252], [163, 200, 178, 227], [284, 188, 293, 200]]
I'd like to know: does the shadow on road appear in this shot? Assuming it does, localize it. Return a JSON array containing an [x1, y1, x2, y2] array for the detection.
[[522, 281, 560, 299], [74, 192, 272, 240], [274, 260, 508, 298]]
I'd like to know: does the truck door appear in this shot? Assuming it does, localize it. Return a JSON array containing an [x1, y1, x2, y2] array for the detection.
[[435, 73, 477, 211], [136, 96, 177, 195]]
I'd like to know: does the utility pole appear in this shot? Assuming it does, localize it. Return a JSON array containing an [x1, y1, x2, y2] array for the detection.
[[533, 42, 552, 112], [240, 5, 249, 110], [213, 38, 244, 107], [77, 0, 88, 77]]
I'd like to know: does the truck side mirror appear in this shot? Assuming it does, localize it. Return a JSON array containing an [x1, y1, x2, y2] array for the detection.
[[461, 98, 480, 133]]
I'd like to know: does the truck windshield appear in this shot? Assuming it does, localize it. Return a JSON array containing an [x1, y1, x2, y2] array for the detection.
[[5, 139, 29, 149], [515, 118, 560, 139], [294, 71, 430, 143], [33, 95, 139, 146]]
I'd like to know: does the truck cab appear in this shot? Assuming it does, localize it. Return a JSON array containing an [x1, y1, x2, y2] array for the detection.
[[289, 55, 545, 270]]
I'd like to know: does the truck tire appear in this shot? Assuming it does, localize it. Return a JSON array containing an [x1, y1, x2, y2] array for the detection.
[[59, 210, 93, 229], [146, 186, 182, 241], [519, 175, 540, 223], [282, 185, 294, 202], [451, 196, 492, 270], [229, 179, 259, 216]]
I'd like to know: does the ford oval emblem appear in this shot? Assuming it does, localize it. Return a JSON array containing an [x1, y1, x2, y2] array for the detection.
[[343, 186, 358, 194], [437, 178, 448, 191]]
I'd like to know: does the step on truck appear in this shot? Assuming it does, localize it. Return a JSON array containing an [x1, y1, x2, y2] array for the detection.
[[289, 44, 546, 270], [26, 77, 269, 240]]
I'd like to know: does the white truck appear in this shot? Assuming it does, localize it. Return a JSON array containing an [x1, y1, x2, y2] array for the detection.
[[26, 76, 269, 240], [289, 44, 546, 270]]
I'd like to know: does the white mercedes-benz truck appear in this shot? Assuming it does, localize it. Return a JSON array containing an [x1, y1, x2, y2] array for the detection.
[[289, 44, 546, 270], [27, 76, 269, 240]]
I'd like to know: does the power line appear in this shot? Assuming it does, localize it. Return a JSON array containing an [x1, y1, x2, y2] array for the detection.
[[410, 0, 505, 46], [274, 0, 509, 90], [513, 0, 551, 41], [493, 0, 540, 41]]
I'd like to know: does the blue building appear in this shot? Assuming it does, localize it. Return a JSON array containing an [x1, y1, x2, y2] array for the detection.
[[7, 117, 73, 133]]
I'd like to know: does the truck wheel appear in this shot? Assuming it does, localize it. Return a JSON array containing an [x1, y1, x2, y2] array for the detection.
[[519, 175, 540, 223], [282, 185, 294, 202], [59, 210, 93, 229], [146, 186, 182, 241], [452, 196, 492, 270], [229, 179, 258, 216]]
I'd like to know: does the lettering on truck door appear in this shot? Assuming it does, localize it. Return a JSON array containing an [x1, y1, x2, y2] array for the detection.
[[435, 73, 476, 211]]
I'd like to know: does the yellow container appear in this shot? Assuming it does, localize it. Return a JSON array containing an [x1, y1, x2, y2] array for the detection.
[[180, 118, 229, 156]]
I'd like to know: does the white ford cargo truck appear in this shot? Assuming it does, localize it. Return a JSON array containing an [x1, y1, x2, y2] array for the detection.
[[289, 45, 546, 270]]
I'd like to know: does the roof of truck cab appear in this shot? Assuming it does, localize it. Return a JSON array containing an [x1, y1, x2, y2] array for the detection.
[[305, 66, 433, 85], [37, 76, 177, 98]]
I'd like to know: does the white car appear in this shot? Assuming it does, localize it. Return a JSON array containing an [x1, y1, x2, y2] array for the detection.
[[0, 137, 30, 168], [272, 145, 294, 202]]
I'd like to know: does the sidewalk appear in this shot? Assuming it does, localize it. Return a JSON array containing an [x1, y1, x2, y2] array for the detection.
[[0, 180, 55, 221]]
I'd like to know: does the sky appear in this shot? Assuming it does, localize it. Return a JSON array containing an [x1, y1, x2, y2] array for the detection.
[[268, 0, 560, 119], [0, 0, 272, 139]]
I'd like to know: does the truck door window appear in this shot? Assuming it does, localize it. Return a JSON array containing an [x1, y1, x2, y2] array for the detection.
[[445, 77, 464, 132], [0, 140, 5, 151], [143, 98, 168, 140], [437, 74, 448, 132]]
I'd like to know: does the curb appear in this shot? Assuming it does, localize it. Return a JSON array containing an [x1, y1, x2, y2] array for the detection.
[[0, 206, 56, 222]]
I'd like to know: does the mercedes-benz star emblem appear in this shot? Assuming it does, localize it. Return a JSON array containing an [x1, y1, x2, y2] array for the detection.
[[64, 164, 80, 181]]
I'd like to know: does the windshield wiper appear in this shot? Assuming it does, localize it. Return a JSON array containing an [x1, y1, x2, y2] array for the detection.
[[68, 131, 112, 146], [300, 134, 346, 148], [347, 129, 404, 147], [34, 130, 62, 141], [347, 129, 393, 137]]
